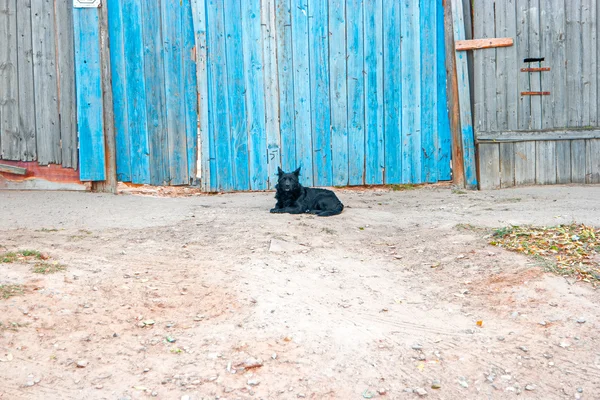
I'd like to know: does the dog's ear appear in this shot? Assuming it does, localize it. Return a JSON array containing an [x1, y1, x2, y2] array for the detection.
[[277, 166, 284, 176], [293, 167, 301, 177]]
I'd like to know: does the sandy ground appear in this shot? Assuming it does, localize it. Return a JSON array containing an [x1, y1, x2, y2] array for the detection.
[[0, 184, 599, 400]]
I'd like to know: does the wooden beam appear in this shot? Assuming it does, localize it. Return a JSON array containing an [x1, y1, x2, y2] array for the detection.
[[521, 91, 551, 96], [455, 37, 513, 51], [520, 67, 551, 72], [478, 129, 600, 142], [0, 163, 27, 175]]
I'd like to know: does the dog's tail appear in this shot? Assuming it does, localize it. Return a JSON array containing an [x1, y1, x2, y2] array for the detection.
[[317, 202, 344, 217]]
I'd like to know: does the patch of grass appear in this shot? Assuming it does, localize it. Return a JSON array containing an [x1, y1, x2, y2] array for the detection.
[[0, 320, 29, 331], [452, 189, 467, 195], [389, 184, 418, 191], [32, 262, 66, 274], [0, 284, 24, 300], [0, 250, 43, 263], [38, 228, 59, 232]]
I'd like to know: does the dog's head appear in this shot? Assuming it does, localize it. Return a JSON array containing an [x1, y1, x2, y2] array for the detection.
[[276, 167, 301, 192]]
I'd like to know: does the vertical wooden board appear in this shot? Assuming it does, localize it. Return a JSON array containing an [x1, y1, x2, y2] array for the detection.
[[400, 0, 421, 183], [31, 0, 60, 165], [308, 0, 332, 186], [191, 0, 211, 191], [262, 0, 282, 188], [275, 0, 295, 174], [565, 0, 582, 127], [516, 0, 531, 131], [472, 0, 485, 134], [586, 139, 600, 183], [383, 0, 401, 183], [581, 0, 596, 126], [16, 0, 36, 161], [514, 141, 536, 185], [0, 0, 18, 160], [535, 141, 556, 184], [207, 0, 232, 190], [477, 143, 501, 190], [291, 0, 313, 187], [141, 1, 169, 185], [495, 0, 508, 131], [183, 2, 198, 183], [363, 0, 384, 184], [73, 8, 105, 181], [162, 0, 188, 185], [122, 0, 150, 183], [541, 0, 557, 129], [555, 140, 571, 184], [546, 0, 566, 128], [528, 0, 542, 131], [346, 0, 365, 186], [244, 0, 268, 189], [482, 0, 496, 133], [436, 0, 451, 181], [328, 0, 348, 186], [570, 139, 586, 183], [505, 0, 519, 131], [420, 0, 436, 183], [55, 0, 77, 169], [499, 143, 515, 188], [223, 0, 249, 190], [107, 0, 131, 182]]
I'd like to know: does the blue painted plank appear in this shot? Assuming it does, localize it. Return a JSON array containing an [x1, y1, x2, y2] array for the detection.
[[364, 0, 384, 184], [291, 0, 313, 187], [383, 0, 401, 183], [73, 8, 105, 181], [347, 0, 365, 186], [420, 0, 437, 183], [106, 0, 130, 182], [275, 0, 296, 173], [122, 0, 150, 183], [207, 0, 233, 191], [328, 0, 348, 186], [451, 0, 477, 188], [141, 1, 169, 185], [243, 0, 268, 190], [183, 1, 199, 184], [308, 0, 332, 186], [400, 0, 421, 183], [224, 0, 249, 190], [162, 0, 188, 185], [436, 0, 452, 181], [190, 0, 211, 191]]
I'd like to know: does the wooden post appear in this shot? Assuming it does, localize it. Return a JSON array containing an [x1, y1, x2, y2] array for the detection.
[[93, 2, 118, 194]]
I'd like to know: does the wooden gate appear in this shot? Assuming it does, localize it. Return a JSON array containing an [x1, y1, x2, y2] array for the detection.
[[192, 0, 453, 192], [474, 0, 600, 189], [107, 0, 198, 186]]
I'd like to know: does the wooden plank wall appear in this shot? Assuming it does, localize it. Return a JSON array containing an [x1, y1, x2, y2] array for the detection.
[[475, 0, 600, 189], [194, 0, 454, 191], [0, 0, 77, 168]]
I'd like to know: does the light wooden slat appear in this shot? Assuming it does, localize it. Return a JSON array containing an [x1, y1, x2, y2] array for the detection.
[[499, 143, 515, 187], [566, 0, 582, 127], [495, 0, 509, 132], [505, 0, 519, 131], [516, 0, 531, 131], [0, 163, 26, 175], [244, 0, 268, 189], [548, 0, 567, 128], [570, 139, 586, 183], [329, 0, 348, 186], [555, 140, 571, 184], [290, 0, 312, 187], [437, 0, 452, 181], [535, 141, 556, 184], [420, 0, 437, 183], [31, 0, 60, 165], [478, 129, 600, 142], [56, 0, 77, 169], [478, 143, 501, 189], [183, 2, 198, 184], [383, 0, 401, 183], [472, 0, 485, 134], [347, 0, 365, 185], [0, 0, 18, 160], [586, 139, 600, 183], [455, 37, 513, 51], [73, 8, 105, 181], [514, 141, 536, 185], [364, 0, 384, 184], [16, 0, 36, 161], [142, 1, 169, 185], [224, 0, 249, 190], [529, 0, 542, 131], [582, 0, 596, 126]]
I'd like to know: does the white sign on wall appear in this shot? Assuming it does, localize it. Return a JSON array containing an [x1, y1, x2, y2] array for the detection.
[[73, 0, 101, 8]]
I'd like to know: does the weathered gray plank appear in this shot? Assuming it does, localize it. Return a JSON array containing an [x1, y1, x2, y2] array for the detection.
[[478, 129, 600, 142], [16, 0, 36, 161], [581, 0, 595, 126], [482, 0, 496, 133], [543, 0, 566, 129], [555, 140, 571, 183], [499, 142, 515, 187], [528, 0, 542, 131], [587, 0, 597, 126], [472, 1, 485, 134], [506, 0, 519, 131], [495, 0, 508, 131], [55, 0, 77, 169], [0, 162, 26, 174], [514, 141, 536, 185], [565, 0, 582, 127], [571, 139, 586, 182], [0, 0, 19, 160], [516, 0, 531, 131], [31, 0, 60, 165], [478, 143, 501, 189], [535, 141, 556, 184], [586, 139, 600, 183]]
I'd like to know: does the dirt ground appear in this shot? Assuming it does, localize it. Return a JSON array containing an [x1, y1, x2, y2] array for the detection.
[[1, 184, 599, 400]]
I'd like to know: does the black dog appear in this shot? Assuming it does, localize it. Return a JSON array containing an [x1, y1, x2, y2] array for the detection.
[[270, 167, 344, 217]]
